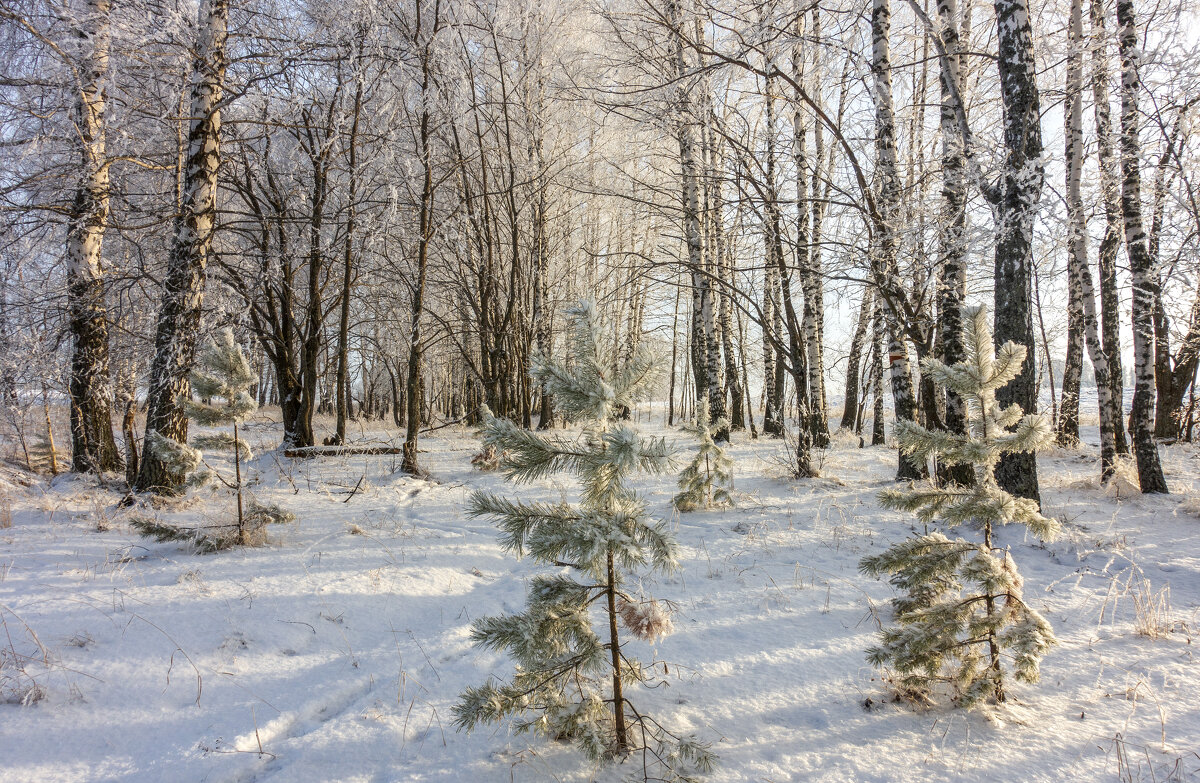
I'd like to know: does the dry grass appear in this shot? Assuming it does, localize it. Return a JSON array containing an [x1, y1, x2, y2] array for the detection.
[[1104, 457, 1142, 500], [1132, 578, 1177, 640], [0, 491, 11, 529], [1176, 494, 1200, 519], [0, 605, 53, 706]]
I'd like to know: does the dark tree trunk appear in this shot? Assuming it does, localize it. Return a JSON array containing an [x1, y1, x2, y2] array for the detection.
[[334, 65, 364, 447], [841, 287, 873, 431], [403, 0, 440, 475]]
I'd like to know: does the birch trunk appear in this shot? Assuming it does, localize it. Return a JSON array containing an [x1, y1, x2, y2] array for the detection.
[[793, 14, 829, 448], [532, 65, 554, 430], [807, 7, 831, 448], [697, 72, 726, 437], [990, 0, 1045, 503], [712, 135, 744, 432], [872, 0, 924, 480], [1091, 0, 1130, 454], [1066, 0, 1119, 477], [841, 287, 874, 431], [760, 51, 789, 440], [1058, 1, 1086, 449], [403, 0, 439, 475], [762, 263, 784, 436], [871, 298, 887, 446], [933, 0, 975, 486], [1115, 0, 1168, 492], [668, 0, 712, 425], [67, 0, 121, 474], [135, 0, 228, 493]]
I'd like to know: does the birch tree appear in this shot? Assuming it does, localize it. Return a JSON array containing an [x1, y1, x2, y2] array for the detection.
[[667, 0, 716, 430], [66, 0, 122, 473], [933, 0, 974, 487], [1065, 0, 1120, 477], [134, 0, 228, 493], [989, 0, 1046, 503], [1090, 0, 1129, 455], [1115, 0, 1168, 492], [872, 0, 924, 480]]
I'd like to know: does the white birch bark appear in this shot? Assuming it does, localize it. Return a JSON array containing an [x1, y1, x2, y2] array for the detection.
[[990, 0, 1045, 503], [1115, 0, 1168, 492], [135, 0, 229, 493], [792, 12, 828, 448], [667, 0, 712, 425], [1065, 0, 1119, 477], [932, 0, 975, 486], [1091, 0, 1130, 454], [66, 0, 121, 473], [872, 0, 924, 480]]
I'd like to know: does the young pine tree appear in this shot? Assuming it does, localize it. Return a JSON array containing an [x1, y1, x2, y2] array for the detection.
[[673, 404, 734, 512], [453, 301, 715, 780], [135, 329, 290, 548], [860, 305, 1060, 706]]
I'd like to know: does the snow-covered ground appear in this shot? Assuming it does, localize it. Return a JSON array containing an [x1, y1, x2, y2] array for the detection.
[[2, 413, 1198, 782]]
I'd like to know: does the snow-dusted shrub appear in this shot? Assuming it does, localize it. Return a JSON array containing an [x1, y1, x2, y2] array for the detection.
[[452, 301, 715, 781], [861, 305, 1060, 707]]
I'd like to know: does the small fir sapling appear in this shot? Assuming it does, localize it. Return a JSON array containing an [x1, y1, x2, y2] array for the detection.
[[673, 404, 734, 512], [453, 301, 716, 781], [134, 329, 291, 548], [860, 305, 1060, 706]]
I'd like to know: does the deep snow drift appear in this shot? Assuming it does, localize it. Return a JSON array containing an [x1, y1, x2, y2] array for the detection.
[[1, 413, 1197, 782]]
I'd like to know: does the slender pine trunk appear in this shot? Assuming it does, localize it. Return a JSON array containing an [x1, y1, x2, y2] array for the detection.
[[606, 550, 627, 751]]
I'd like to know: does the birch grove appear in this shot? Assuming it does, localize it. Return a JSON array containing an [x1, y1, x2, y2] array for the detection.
[[0, 0, 1197, 499]]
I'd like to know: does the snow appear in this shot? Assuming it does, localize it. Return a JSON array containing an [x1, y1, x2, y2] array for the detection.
[[2, 414, 1199, 782]]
